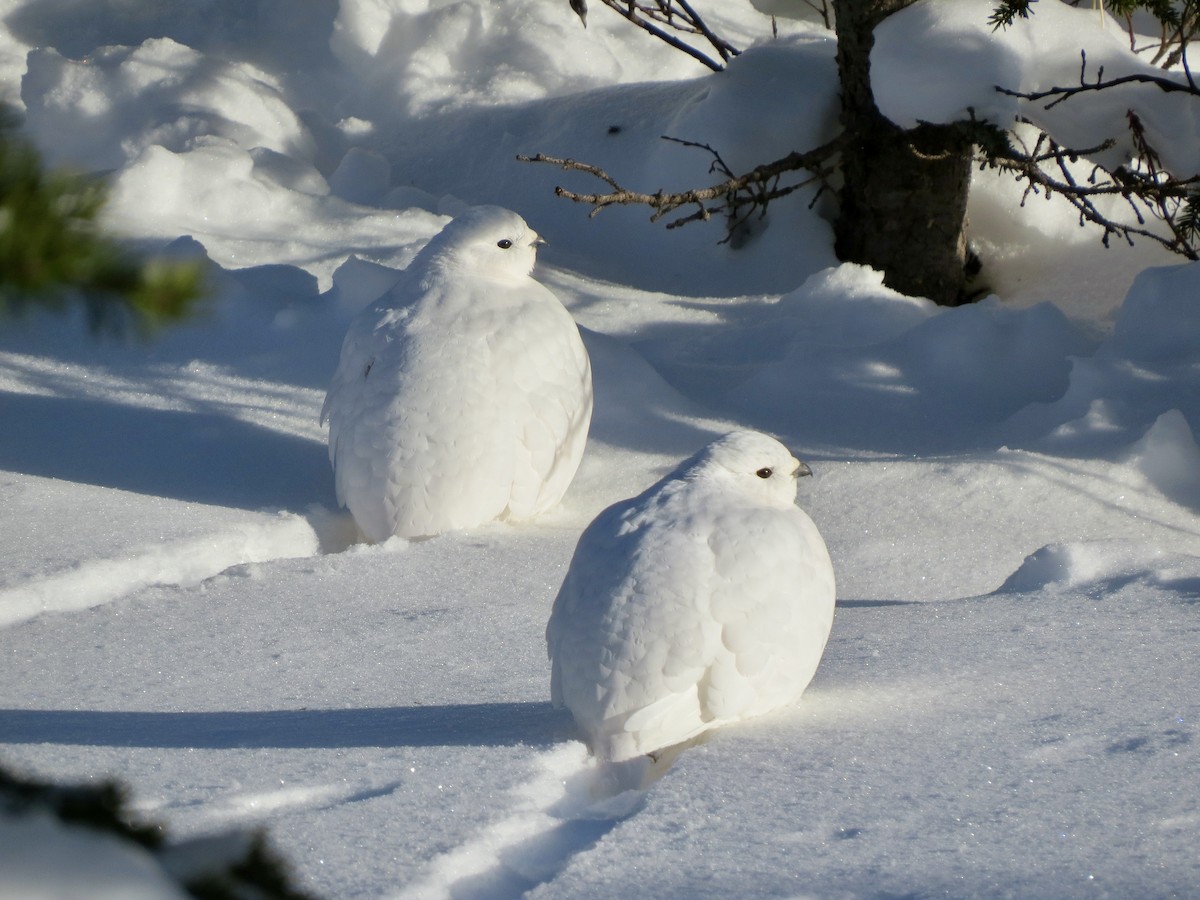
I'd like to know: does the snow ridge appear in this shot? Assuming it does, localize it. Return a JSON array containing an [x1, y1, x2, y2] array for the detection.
[[0, 515, 319, 628], [393, 744, 644, 900]]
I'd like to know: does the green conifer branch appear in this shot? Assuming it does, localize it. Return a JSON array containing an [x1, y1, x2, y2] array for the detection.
[[0, 112, 205, 335]]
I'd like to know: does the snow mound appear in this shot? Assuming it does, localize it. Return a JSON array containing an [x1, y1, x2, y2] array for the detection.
[[644, 34, 839, 184], [1004, 263, 1200, 453], [0, 515, 319, 627], [1126, 410, 1200, 509], [333, 0, 627, 118], [105, 142, 441, 286], [1108, 263, 1200, 363], [776, 263, 937, 346], [329, 0, 786, 120], [997, 540, 1165, 593], [873, 0, 1200, 176], [640, 262, 1090, 452], [23, 39, 313, 172], [872, 0, 1026, 129]]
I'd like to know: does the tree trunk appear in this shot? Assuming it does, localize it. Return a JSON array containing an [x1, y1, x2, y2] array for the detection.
[[833, 0, 974, 306]]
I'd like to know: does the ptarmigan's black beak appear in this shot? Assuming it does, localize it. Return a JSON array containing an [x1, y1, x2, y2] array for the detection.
[[794, 461, 813, 478]]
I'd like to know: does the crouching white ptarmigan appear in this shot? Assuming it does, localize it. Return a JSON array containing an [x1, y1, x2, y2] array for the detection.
[[321, 206, 592, 542], [546, 430, 836, 763]]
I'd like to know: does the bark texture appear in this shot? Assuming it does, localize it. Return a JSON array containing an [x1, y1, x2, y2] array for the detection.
[[833, 0, 974, 305]]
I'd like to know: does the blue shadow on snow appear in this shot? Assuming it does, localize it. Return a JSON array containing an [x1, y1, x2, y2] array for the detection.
[[0, 702, 573, 750], [0, 391, 334, 511]]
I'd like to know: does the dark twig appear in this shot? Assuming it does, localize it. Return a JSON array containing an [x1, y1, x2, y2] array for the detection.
[[983, 43, 1200, 258], [673, 0, 738, 61], [553, 1, 1200, 260], [517, 135, 843, 231], [800, 0, 832, 30], [978, 116, 1200, 259], [996, 49, 1200, 111], [660, 135, 736, 179], [587, 0, 739, 71]]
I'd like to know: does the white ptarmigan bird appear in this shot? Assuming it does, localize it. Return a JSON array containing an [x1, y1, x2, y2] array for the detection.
[[546, 430, 836, 762], [321, 206, 592, 542]]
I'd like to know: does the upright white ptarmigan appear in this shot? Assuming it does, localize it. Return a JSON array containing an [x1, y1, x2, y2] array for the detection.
[[321, 206, 592, 542], [546, 430, 836, 762]]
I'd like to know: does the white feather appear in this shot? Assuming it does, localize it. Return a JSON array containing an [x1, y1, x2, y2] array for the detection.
[[322, 206, 592, 541], [546, 430, 836, 762]]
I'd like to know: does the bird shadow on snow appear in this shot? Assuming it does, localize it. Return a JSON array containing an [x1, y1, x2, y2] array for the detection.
[[0, 391, 335, 512], [0, 701, 574, 750], [0, 699, 645, 900]]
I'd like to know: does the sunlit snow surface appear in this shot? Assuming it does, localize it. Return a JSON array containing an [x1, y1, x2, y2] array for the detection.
[[1, 1, 1198, 897]]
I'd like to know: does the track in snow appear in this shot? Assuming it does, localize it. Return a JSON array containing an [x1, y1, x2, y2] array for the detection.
[[393, 744, 650, 900]]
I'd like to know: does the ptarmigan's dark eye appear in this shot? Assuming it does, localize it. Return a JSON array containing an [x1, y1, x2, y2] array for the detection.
[[497, 239, 513, 249], [756, 467, 773, 479]]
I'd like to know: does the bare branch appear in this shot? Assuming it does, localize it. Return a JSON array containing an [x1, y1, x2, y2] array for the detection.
[[587, 0, 740, 72], [517, 135, 843, 232], [1182, 36, 1197, 91], [659, 135, 736, 179], [982, 40, 1200, 258], [977, 115, 1200, 260], [996, 49, 1200, 110], [673, 0, 738, 61], [800, 0, 832, 30]]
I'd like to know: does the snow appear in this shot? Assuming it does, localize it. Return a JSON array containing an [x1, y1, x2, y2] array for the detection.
[[0, 0, 1198, 897], [0, 809, 186, 900], [873, 0, 1200, 176]]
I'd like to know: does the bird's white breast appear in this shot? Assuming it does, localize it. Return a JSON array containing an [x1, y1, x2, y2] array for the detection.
[[324, 269, 591, 541], [547, 475, 835, 762]]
